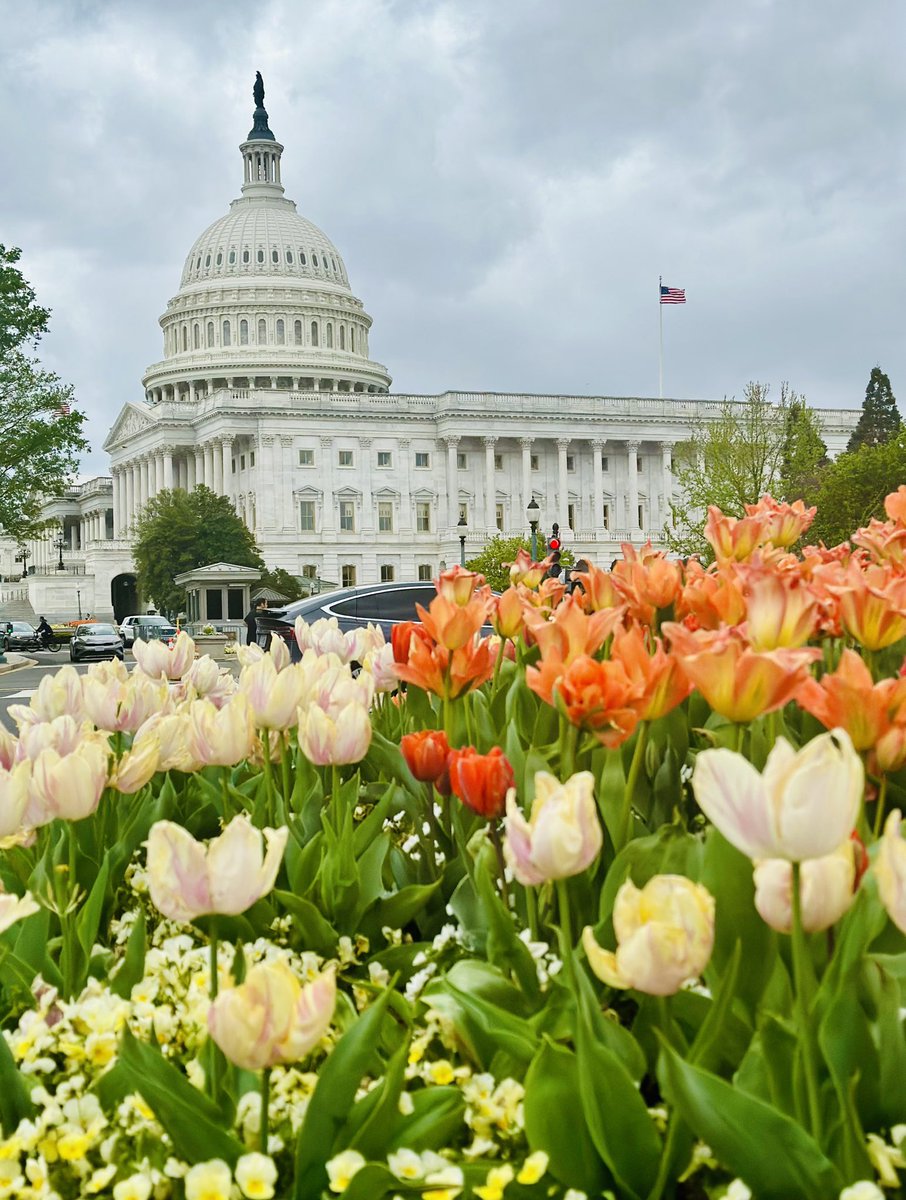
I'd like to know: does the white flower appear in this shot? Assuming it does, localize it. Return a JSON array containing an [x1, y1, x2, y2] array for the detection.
[[388, 1149, 424, 1180], [113, 1173, 154, 1200], [326, 1149, 366, 1192], [235, 1152, 278, 1199], [184, 1159, 232, 1200], [840, 1184, 885, 1200], [724, 1182, 752, 1200]]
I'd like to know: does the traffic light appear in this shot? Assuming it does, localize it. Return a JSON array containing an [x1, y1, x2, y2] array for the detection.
[[548, 522, 562, 577]]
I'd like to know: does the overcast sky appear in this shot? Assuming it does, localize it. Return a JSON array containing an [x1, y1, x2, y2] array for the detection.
[[2, 0, 904, 474]]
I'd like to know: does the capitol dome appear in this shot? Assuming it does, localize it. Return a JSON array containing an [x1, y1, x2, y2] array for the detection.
[[142, 80, 391, 401]]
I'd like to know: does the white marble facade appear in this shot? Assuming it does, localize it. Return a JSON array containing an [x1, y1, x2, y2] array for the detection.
[[12, 82, 860, 615]]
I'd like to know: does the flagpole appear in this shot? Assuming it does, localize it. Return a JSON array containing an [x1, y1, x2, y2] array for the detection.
[[658, 275, 664, 399]]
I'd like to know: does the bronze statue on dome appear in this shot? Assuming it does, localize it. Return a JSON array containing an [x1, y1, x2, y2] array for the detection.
[[253, 72, 265, 109]]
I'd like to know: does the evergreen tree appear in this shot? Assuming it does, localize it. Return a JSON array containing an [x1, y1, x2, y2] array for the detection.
[[779, 397, 828, 504], [847, 366, 901, 451], [132, 485, 264, 616]]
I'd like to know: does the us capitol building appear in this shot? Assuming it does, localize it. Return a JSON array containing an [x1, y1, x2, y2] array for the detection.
[[12, 77, 860, 620]]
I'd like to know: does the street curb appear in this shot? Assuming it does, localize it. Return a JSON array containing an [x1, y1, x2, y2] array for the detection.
[[0, 657, 38, 675]]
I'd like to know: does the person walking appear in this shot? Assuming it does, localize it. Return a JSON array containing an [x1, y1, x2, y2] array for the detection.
[[244, 601, 263, 646]]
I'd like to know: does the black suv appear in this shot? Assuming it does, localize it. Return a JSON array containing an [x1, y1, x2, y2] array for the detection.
[[257, 581, 440, 653]]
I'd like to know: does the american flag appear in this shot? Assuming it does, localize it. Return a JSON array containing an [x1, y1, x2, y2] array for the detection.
[[660, 285, 686, 305], [55, 402, 71, 417]]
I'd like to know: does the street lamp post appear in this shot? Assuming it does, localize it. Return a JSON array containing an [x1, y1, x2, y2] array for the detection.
[[526, 497, 540, 561], [77, 589, 82, 621], [457, 513, 468, 568], [55, 533, 66, 571], [14, 546, 30, 581]]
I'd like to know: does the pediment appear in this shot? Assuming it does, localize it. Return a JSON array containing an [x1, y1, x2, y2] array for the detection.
[[412, 487, 437, 501], [373, 486, 401, 500], [103, 403, 156, 451]]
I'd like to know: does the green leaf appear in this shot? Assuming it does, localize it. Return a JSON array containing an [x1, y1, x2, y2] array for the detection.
[[575, 1001, 661, 1200], [346, 1033, 409, 1158], [76, 852, 110, 963], [362, 880, 442, 941], [109, 909, 146, 1000], [0, 1020, 34, 1134], [817, 991, 875, 1180], [523, 1038, 608, 1193], [274, 890, 339, 957], [340, 1164, 417, 1200], [475, 866, 541, 1006], [598, 822, 702, 925], [293, 987, 394, 1199], [113, 1028, 244, 1165], [659, 1042, 843, 1199], [386, 1087, 466, 1152]]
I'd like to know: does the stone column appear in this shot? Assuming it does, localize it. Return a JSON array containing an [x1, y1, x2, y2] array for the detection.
[[111, 471, 121, 537], [280, 437, 294, 529], [258, 437, 276, 530], [660, 441, 673, 529], [193, 448, 203, 490], [626, 440, 641, 536], [212, 442, 224, 494], [320, 436, 335, 535], [125, 466, 135, 530], [153, 452, 164, 494], [204, 442, 215, 488], [221, 439, 233, 497], [591, 439, 605, 535], [520, 437, 534, 524], [139, 458, 149, 509], [444, 436, 460, 530], [70, 523, 78, 551], [163, 448, 174, 490], [483, 436, 497, 534], [557, 439, 570, 531], [398, 439, 412, 533]]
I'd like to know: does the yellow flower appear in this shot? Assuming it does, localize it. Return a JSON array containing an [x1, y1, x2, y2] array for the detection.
[[516, 1152, 549, 1185], [113, 1170, 154, 1200], [423, 1165, 464, 1200], [0, 1159, 24, 1199], [235, 1152, 278, 1200], [84, 1164, 118, 1194], [387, 1149, 424, 1180], [326, 1150, 366, 1193], [56, 1131, 93, 1160], [428, 1060, 455, 1085], [184, 1159, 232, 1200], [474, 1164, 514, 1200]]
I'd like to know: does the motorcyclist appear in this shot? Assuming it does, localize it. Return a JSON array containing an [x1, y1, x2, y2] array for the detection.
[[35, 616, 55, 648]]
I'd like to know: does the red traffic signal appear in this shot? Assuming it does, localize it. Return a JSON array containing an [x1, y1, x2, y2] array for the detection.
[[548, 537, 561, 552]]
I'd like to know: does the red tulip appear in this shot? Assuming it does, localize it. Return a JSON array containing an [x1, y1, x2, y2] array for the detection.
[[448, 746, 514, 819]]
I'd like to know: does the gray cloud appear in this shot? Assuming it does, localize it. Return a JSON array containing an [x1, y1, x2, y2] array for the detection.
[[1, 0, 903, 473]]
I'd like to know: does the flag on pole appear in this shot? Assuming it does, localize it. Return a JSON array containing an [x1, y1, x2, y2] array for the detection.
[[55, 401, 71, 417], [660, 285, 686, 305]]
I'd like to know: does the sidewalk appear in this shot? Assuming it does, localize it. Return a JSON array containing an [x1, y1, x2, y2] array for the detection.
[[0, 653, 37, 674]]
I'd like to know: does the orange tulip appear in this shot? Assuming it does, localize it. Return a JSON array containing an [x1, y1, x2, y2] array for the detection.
[[664, 623, 821, 723], [677, 560, 746, 630], [572, 561, 623, 612], [400, 730, 451, 784], [796, 649, 896, 752], [611, 624, 692, 721], [828, 562, 906, 651], [851, 518, 906, 567], [417, 594, 489, 651], [613, 542, 683, 624], [391, 621, 431, 664], [448, 746, 515, 819], [744, 496, 816, 548], [435, 565, 485, 606], [528, 653, 645, 748], [507, 548, 547, 590], [394, 634, 497, 700], [885, 486, 906, 525], [492, 588, 525, 640], [523, 593, 624, 665], [742, 567, 819, 650], [704, 506, 770, 563]]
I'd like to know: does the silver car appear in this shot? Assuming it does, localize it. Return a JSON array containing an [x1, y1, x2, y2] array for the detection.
[[69, 623, 125, 663]]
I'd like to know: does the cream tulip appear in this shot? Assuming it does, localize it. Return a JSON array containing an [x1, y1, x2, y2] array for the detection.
[[503, 771, 602, 885], [108, 734, 161, 795], [132, 630, 196, 681], [133, 712, 200, 773], [146, 814, 288, 923], [17, 714, 86, 760], [9, 665, 84, 728], [583, 874, 715, 996], [0, 888, 40, 935], [187, 695, 256, 767], [294, 616, 353, 661], [297, 700, 372, 766], [876, 810, 906, 935], [753, 840, 858, 933], [692, 729, 863, 862], [0, 761, 31, 839], [239, 657, 308, 730], [207, 960, 335, 1071], [0, 723, 16, 771], [26, 740, 110, 826], [83, 669, 170, 734]]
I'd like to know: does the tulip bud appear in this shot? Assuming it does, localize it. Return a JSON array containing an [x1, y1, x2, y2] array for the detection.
[[449, 746, 514, 820], [583, 874, 715, 995], [239, 657, 308, 730], [753, 840, 858, 933], [0, 761, 31, 839], [109, 735, 161, 795], [132, 631, 196, 680], [400, 730, 451, 785], [0, 888, 40, 936], [504, 771, 602, 883], [187, 695, 256, 768], [207, 961, 336, 1070]]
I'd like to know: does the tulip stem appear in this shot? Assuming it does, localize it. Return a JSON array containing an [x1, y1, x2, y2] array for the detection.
[[616, 722, 649, 851], [261, 734, 276, 823], [560, 719, 578, 779], [492, 637, 506, 694], [209, 928, 219, 1000], [555, 878, 575, 990], [525, 885, 540, 942], [259, 1066, 271, 1155], [488, 821, 511, 909], [791, 862, 823, 1143], [874, 774, 888, 839]]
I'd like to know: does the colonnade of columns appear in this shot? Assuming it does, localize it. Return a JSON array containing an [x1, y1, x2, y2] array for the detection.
[[112, 438, 236, 536], [144, 375, 385, 406]]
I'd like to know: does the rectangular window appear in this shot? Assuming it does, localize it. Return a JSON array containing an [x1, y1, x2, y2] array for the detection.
[[377, 451, 392, 468], [300, 501, 315, 531], [494, 453, 503, 470], [338, 450, 354, 467], [378, 502, 393, 532], [341, 564, 357, 588], [496, 503, 504, 532], [638, 504, 645, 528], [240, 454, 246, 470], [530, 454, 540, 471], [457, 452, 467, 470], [568, 503, 576, 530], [415, 451, 430, 468], [231, 460, 237, 474], [227, 589, 245, 620], [637, 458, 644, 472], [418, 563, 432, 581], [459, 502, 469, 524], [380, 564, 395, 582], [416, 502, 431, 533], [302, 564, 317, 579], [566, 455, 575, 472], [299, 449, 314, 466], [205, 589, 223, 620], [250, 452, 255, 467], [601, 455, 609, 471], [339, 500, 355, 532], [602, 503, 611, 530]]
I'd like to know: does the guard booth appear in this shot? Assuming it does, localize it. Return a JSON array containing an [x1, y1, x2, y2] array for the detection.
[[174, 562, 262, 635]]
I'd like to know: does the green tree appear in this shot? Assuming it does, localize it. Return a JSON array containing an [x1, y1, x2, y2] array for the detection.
[[847, 367, 901, 452], [132, 486, 264, 616], [667, 382, 826, 559], [466, 533, 573, 592], [0, 245, 88, 541], [810, 431, 906, 547], [257, 566, 305, 602]]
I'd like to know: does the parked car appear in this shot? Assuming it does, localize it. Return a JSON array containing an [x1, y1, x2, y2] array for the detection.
[[118, 615, 177, 645], [69, 623, 125, 663], [256, 581, 462, 656]]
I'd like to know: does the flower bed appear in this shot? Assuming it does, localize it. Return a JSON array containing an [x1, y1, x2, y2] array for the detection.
[[1, 492, 905, 1200]]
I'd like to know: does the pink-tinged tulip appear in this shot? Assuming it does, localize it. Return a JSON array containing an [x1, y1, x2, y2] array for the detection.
[[362, 642, 399, 693], [239, 657, 308, 730], [795, 649, 896, 752], [108, 734, 161, 795], [26, 740, 110, 826], [146, 814, 289, 923], [9, 666, 84, 728], [183, 656, 236, 705], [704, 506, 770, 563], [743, 569, 819, 650], [582, 875, 715, 996], [17, 715, 86, 760], [0, 723, 16, 771], [0, 761, 31, 839], [133, 713, 200, 773], [885, 486, 906, 525], [875, 810, 906, 935], [508, 549, 546, 590], [294, 616, 355, 662], [753, 840, 859, 933], [132, 631, 196, 680], [351, 623, 385, 663], [692, 729, 863, 862], [297, 701, 372, 766], [0, 888, 40, 935], [187, 695, 256, 768], [82, 670, 170, 734], [504, 771, 602, 885], [436, 565, 484, 606], [207, 961, 336, 1070], [237, 641, 265, 668], [828, 562, 906, 652]]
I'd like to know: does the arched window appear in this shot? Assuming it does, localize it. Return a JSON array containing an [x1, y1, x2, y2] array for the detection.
[[350, 327, 356, 352], [207, 321, 214, 348], [215, 251, 222, 267], [311, 321, 319, 348], [240, 319, 249, 345], [276, 319, 285, 345], [271, 248, 279, 264], [205, 254, 211, 268], [300, 251, 307, 265], [294, 320, 303, 345], [228, 249, 236, 265], [332, 256, 338, 272], [193, 323, 200, 349], [242, 248, 250, 264], [312, 253, 319, 267], [258, 318, 267, 344], [222, 320, 231, 347], [326, 323, 334, 349], [181, 325, 188, 352], [286, 249, 294, 263], [257, 248, 264, 264], [339, 326, 345, 350]]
